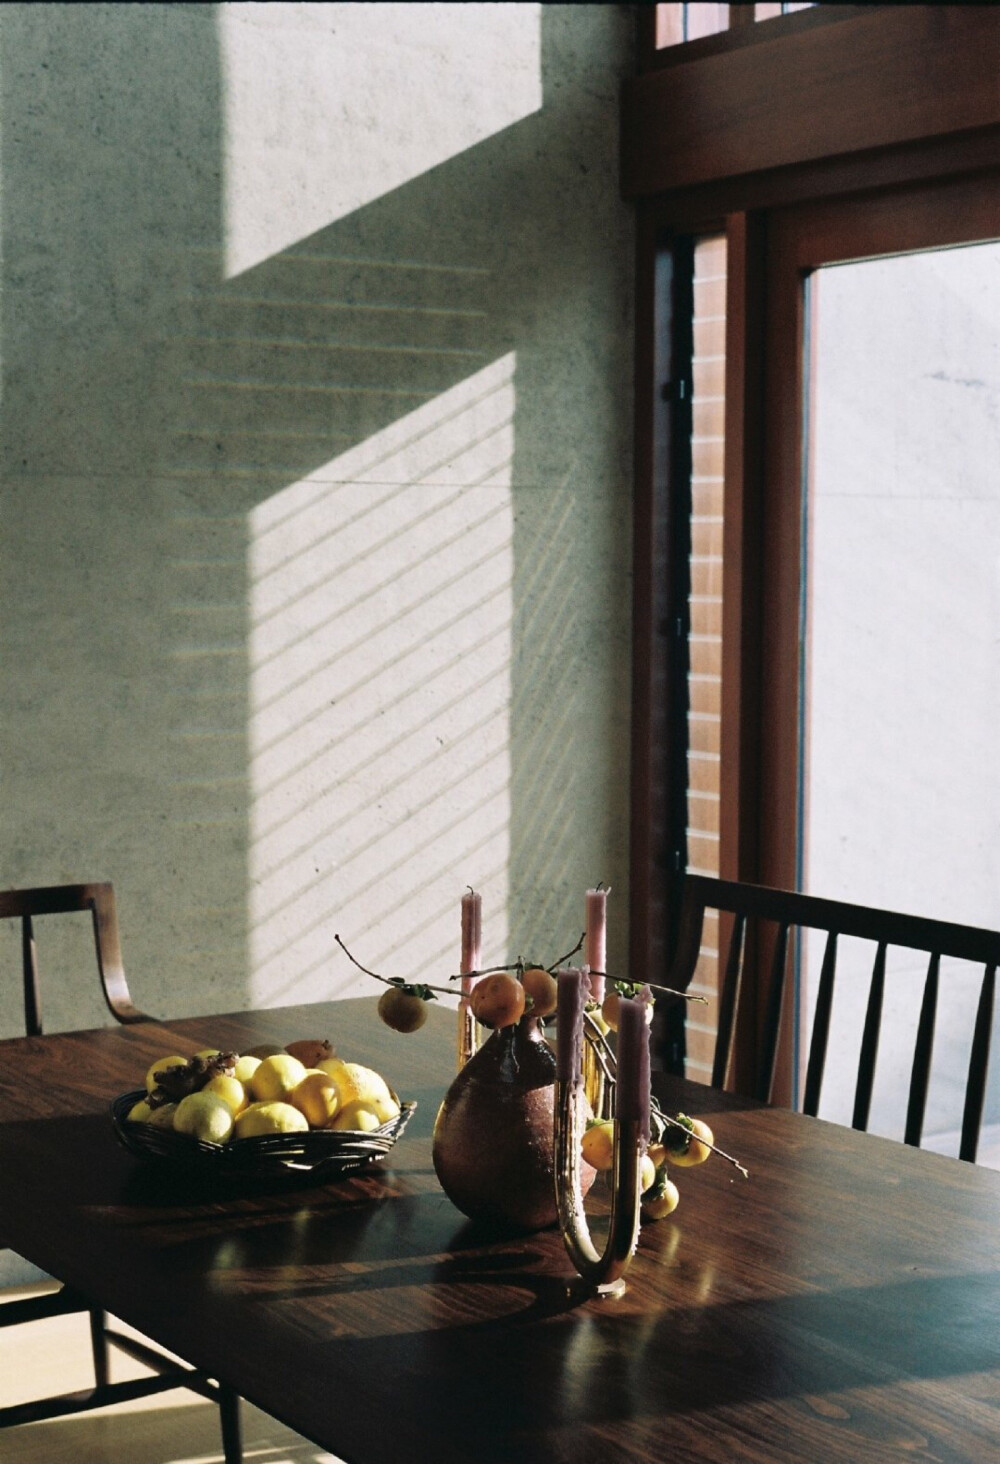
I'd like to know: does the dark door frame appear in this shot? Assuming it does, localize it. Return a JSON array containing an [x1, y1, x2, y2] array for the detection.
[[624, 5, 1000, 1093]]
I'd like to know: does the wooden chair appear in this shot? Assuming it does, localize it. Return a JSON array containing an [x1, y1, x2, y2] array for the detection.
[[0, 882, 242, 1461], [662, 875, 1000, 1163]]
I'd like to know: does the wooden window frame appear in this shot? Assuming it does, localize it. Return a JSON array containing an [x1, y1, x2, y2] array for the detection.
[[625, 5, 1000, 1088]]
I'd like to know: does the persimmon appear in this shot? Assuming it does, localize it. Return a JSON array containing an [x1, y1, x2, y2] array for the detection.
[[378, 986, 428, 1033], [665, 1115, 714, 1167], [470, 972, 525, 1029], [600, 985, 654, 1032], [642, 1176, 681, 1220], [521, 966, 558, 1017], [581, 1119, 615, 1171]]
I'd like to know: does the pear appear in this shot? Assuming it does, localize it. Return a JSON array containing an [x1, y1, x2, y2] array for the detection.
[[284, 1038, 335, 1067]]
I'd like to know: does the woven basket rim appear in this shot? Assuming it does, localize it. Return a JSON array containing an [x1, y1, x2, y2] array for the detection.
[[111, 1087, 415, 1176]]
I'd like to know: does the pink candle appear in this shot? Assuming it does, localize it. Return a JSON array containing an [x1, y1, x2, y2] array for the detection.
[[615, 996, 651, 1143], [585, 888, 607, 1004], [460, 890, 482, 999], [556, 968, 587, 1085]]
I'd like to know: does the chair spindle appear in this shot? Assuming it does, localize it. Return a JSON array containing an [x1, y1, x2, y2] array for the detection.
[[851, 941, 887, 1131], [960, 964, 996, 1163], [757, 921, 790, 1103], [803, 930, 838, 1117], [711, 912, 746, 1089], [904, 952, 940, 1148]]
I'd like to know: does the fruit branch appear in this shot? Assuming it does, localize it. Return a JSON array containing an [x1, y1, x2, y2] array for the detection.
[[334, 935, 456, 999], [546, 933, 586, 973], [581, 1014, 748, 1178], [653, 1104, 749, 1179], [446, 962, 523, 981], [596, 974, 709, 1004], [443, 936, 585, 984]]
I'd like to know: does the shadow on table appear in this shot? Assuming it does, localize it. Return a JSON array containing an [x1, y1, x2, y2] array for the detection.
[[292, 1265, 1000, 1461]]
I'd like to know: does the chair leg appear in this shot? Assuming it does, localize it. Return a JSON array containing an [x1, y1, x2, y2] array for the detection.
[[88, 1307, 110, 1389], [219, 1383, 242, 1464]]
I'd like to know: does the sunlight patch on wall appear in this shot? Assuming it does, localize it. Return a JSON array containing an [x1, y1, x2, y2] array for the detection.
[[248, 355, 516, 1006], [219, 3, 542, 278]]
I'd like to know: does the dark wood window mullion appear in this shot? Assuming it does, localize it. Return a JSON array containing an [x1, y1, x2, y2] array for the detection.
[[633, 226, 698, 1071], [660, 236, 696, 1073]]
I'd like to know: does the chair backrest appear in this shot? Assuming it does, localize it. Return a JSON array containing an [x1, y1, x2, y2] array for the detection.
[[0, 883, 145, 1036], [664, 875, 1000, 1163]]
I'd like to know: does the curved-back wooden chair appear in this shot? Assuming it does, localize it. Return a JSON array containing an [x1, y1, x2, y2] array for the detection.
[[663, 875, 999, 1163], [0, 882, 242, 1460]]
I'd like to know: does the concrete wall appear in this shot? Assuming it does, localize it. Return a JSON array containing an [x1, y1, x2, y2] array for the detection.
[[0, 3, 635, 1035]]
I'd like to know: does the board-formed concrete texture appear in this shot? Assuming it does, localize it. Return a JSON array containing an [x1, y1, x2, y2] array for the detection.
[[0, 4, 635, 1033]]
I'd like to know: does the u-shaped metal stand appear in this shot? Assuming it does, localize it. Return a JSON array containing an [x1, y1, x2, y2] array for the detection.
[[553, 1045, 643, 1298]]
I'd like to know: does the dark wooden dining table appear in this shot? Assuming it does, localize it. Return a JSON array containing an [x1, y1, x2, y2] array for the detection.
[[1, 996, 999, 1463]]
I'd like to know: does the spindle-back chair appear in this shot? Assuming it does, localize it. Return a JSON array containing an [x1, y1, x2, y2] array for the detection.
[[0, 883, 242, 1460], [663, 875, 999, 1162]]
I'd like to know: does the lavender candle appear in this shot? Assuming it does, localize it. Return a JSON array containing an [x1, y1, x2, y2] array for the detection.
[[556, 968, 588, 1085], [585, 888, 607, 1004], [615, 996, 651, 1143], [460, 891, 482, 999]]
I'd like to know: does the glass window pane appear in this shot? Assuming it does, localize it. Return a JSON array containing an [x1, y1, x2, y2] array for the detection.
[[800, 240, 1000, 1160], [685, 234, 727, 1081], [656, 4, 729, 50]]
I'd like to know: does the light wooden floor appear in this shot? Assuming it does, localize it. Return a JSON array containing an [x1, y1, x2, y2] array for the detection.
[[0, 1285, 343, 1464]]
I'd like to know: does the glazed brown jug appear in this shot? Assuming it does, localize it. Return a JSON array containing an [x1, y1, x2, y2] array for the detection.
[[432, 1015, 595, 1233]]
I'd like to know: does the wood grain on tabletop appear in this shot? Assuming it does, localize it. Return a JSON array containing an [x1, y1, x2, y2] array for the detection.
[[1, 999, 999, 1463]]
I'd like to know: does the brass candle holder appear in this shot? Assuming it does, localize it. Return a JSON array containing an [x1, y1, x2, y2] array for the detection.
[[553, 971, 648, 1297], [457, 997, 479, 1070], [457, 890, 482, 1070], [554, 1075, 642, 1299], [582, 1010, 610, 1119]]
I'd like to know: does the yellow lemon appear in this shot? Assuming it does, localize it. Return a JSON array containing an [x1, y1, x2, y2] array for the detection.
[[173, 1092, 234, 1145], [234, 1101, 308, 1138], [317, 1059, 393, 1110], [202, 1073, 248, 1116], [640, 1153, 657, 1193], [233, 1053, 261, 1087], [144, 1055, 187, 1093], [250, 1053, 307, 1103], [126, 1098, 154, 1123], [291, 1070, 340, 1128], [330, 1099, 383, 1133], [337, 1086, 399, 1124]]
